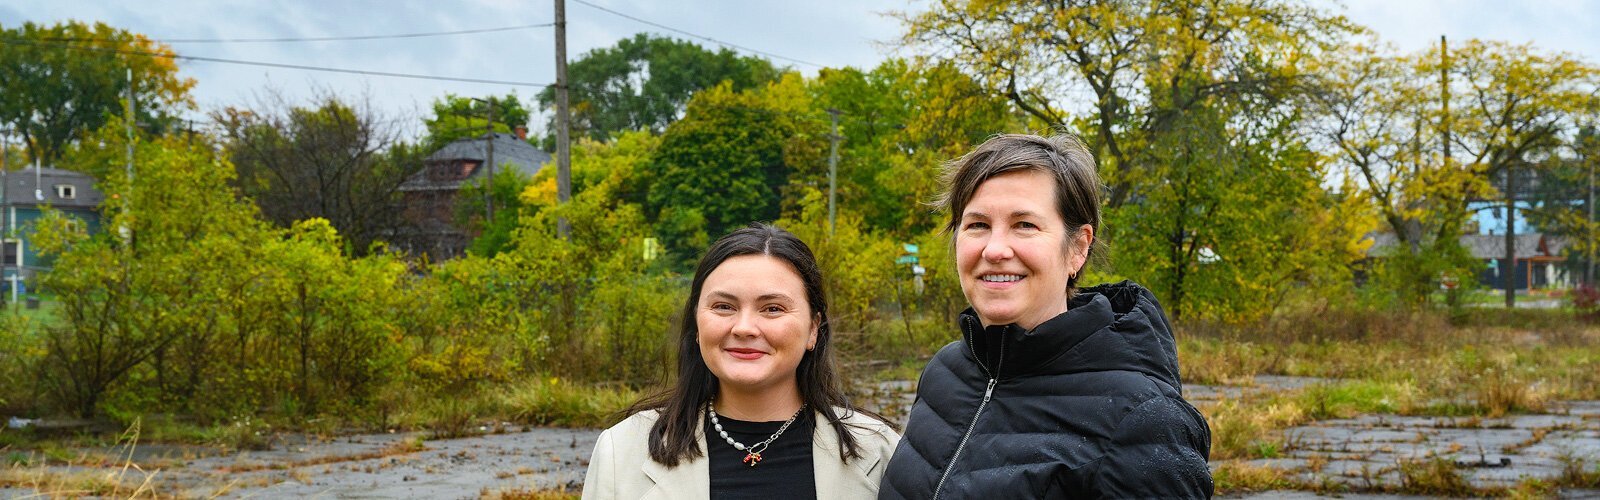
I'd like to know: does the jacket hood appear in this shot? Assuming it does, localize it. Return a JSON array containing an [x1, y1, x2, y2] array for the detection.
[[959, 280, 1183, 390]]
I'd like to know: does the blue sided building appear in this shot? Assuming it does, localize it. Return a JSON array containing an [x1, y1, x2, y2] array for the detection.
[[1, 166, 105, 300]]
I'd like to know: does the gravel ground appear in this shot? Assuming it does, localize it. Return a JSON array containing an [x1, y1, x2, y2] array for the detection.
[[6, 381, 1599, 498]]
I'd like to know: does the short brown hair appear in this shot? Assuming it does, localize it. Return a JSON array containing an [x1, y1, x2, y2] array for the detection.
[[935, 134, 1104, 287]]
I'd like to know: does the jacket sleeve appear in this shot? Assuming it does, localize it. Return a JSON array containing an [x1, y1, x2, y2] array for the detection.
[[1092, 395, 1214, 499], [581, 428, 618, 500]]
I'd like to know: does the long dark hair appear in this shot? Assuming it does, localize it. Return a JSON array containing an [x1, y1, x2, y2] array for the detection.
[[623, 223, 883, 466]]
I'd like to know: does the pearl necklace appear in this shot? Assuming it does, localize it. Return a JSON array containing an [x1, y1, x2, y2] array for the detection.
[[708, 401, 806, 467]]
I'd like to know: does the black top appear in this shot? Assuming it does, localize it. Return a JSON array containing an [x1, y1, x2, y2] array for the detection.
[[706, 410, 816, 500], [880, 281, 1214, 499]]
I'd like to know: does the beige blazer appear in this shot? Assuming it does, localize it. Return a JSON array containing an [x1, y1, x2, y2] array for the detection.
[[580, 407, 899, 500]]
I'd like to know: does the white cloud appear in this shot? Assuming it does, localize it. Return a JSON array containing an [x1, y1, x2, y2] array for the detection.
[[3, 0, 1593, 134], [1335, 0, 1599, 61], [4, 0, 914, 134]]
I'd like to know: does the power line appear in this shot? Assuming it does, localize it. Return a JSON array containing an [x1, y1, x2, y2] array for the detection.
[[570, 0, 824, 68], [43, 23, 555, 44], [0, 38, 551, 88]]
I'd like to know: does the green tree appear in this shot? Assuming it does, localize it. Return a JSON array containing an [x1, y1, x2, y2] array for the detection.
[[35, 120, 269, 418], [1305, 41, 1486, 306], [423, 93, 531, 152], [903, 0, 1363, 320], [456, 169, 532, 257], [536, 33, 781, 143], [37, 118, 412, 420], [899, 0, 1357, 207], [0, 21, 194, 163], [1445, 41, 1596, 301], [256, 218, 408, 415], [1526, 126, 1599, 284], [809, 60, 1019, 235], [216, 90, 415, 254], [642, 77, 823, 262], [452, 130, 675, 383]]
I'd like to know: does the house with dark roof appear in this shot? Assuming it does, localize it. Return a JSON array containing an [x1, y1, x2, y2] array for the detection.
[[1462, 234, 1568, 290], [1, 166, 105, 299], [1365, 232, 1569, 290], [396, 130, 551, 260]]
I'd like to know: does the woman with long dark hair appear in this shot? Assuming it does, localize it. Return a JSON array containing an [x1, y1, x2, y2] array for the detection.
[[583, 223, 899, 499]]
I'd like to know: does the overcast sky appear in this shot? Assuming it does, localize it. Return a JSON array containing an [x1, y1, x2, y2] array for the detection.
[[3, 0, 1597, 138]]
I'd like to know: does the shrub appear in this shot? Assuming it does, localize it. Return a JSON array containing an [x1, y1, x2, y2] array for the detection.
[[1572, 283, 1600, 322]]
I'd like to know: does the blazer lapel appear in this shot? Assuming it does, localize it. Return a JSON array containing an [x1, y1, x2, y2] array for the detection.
[[639, 427, 711, 500], [812, 410, 877, 498]]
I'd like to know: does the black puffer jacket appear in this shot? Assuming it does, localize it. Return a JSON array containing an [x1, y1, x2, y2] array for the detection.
[[879, 281, 1212, 499]]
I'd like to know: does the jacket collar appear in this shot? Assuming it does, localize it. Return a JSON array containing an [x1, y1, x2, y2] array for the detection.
[[635, 408, 875, 498], [959, 292, 1114, 379], [957, 281, 1185, 388]]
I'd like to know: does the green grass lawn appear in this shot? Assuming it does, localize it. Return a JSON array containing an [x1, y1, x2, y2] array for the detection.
[[1429, 287, 1575, 307], [4, 292, 61, 329]]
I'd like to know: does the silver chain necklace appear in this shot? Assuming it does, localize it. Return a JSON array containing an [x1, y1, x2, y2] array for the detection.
[[708, 401, 806, 467]]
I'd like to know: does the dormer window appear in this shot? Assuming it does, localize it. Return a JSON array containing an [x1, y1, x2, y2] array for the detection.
[[54, 184, 75, 199]]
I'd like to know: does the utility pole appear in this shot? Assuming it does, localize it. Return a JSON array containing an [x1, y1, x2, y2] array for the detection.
[[125, 68, 135, 246], [485, 97, 495, 224], [1584, 125, 1596, 286], [554, 0, 572, 239], [1505, 154, 1518, 309], [469, 96, 497, 225], [1411, 120, 1423, 256], [1, 129, 9, 304], [827, 108, 841, 237], [1441, 35, 1459, 308], [1441, 36, 1451, 171], [126, 69, 134, 197]]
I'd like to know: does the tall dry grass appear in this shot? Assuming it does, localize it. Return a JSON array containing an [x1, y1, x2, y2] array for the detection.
[[1182, 307, 1598, 461], [0, 419, 163, 498]]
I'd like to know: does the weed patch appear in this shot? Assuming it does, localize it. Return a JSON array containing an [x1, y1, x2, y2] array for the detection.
[[479, 484, 579, 499], [1211, 460, 1298, 493], [1201, 393, 1307, 460], [491, 377, 640, 428], [1396, 456, 1479, 497], [0, 419, 162, 498]]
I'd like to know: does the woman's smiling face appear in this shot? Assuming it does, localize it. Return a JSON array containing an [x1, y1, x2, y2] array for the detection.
[[696, 255, 818, 394], [955, 169, 1090, 330]]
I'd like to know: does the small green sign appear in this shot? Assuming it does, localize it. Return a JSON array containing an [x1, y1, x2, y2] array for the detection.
[[902, 243, 920, 254], [895, 255, 919, 265]]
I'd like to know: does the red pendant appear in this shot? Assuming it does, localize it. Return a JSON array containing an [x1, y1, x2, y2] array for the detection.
[[742, 452, 762, 467]]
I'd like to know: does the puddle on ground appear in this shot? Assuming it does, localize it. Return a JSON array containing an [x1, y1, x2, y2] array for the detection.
[[1185, 375, 1341, 405], [5, 427, 598, 498], [7, 382, 1598, 497]]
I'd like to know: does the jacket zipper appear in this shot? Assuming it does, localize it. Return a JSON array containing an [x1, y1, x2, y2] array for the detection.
[[933, 378, 995, 499], [933, 318, 1003, 499]]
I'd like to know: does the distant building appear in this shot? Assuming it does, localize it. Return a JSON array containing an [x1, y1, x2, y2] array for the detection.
[[1, 166, 105, 297], [1463, 234, 1568, 290], [396, 130, 550, 260], [1365, 233, 1569, 290]]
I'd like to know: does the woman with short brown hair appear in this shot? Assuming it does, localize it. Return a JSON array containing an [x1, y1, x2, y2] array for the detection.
[[879, 134, 1213, 499]]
